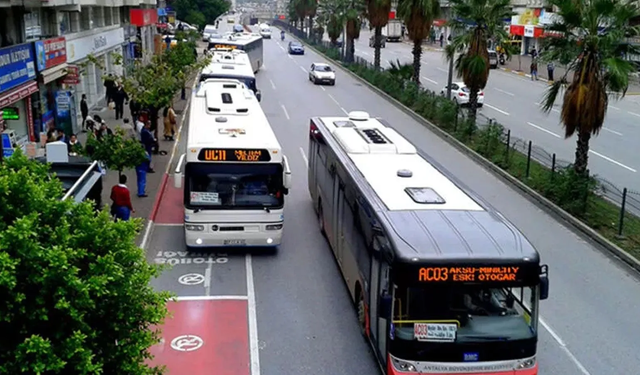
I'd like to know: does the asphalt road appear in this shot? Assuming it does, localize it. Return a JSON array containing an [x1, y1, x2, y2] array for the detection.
[[342, 29, 640, 195], [145, 20, 640, 375]]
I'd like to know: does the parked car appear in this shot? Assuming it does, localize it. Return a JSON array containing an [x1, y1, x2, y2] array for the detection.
[[288, 41, 305, 55], [440, 82, 484, 107], [308, 63, 336, 85], [488, 50, 498, 69], [369, 35, 386, 48]]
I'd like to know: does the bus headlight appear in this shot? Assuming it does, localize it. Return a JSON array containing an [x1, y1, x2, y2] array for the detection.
[[266, 224, 283, 230], [186, 224, 205, 231], [391, 358, 417, 372], [516, 356, 536, 369]]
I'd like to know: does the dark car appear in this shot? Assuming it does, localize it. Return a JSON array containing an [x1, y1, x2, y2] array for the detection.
[[369, 35, 386, 48], [233, 24, 244, 33], [288, 41, 305, 55]]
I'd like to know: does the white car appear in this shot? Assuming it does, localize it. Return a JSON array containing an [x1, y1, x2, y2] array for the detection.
[[260, 27, 271, 39], [309, 63, 336, 85], [440, 82, 484, 107], [202, 25, 217, 41]]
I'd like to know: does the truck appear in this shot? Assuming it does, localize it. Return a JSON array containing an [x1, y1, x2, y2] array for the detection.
[[383, 19, 402, 42]]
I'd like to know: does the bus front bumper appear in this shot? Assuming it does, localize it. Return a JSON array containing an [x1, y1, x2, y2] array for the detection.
[[388, 354, 538, 375], [184, 223, 283, 248]]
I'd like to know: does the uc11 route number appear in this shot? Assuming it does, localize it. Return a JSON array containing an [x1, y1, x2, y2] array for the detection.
[[154, 251, 229, 265]]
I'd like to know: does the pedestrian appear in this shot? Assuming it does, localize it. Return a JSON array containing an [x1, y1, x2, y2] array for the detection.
[[68, 134, 82, 155], [80, 94, 89, 132], [135, 152, 151, 198], [113, 83, 129, 120], [135, 114, 145, 135], [547, 62, 555, 82], [530, 47, 538, 59], [163, 105, 177, 141], [530, 60, 538, 81], [110, 174, 134, 221], [439, 33, 444, 48], [140, 121, 156, 173], [104, 74, 116, 104], [96, 121, 113, 141], [129, 99, 139, 121], [57, 128, 68, 143]]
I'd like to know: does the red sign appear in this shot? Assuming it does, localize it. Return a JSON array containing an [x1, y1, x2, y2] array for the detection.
[[433, 19, 446, 27], [39, 37, 67, 70], [0, 81, 39, 108], [278, 15, 285, 20], [61, 65, 80, 85], [389, 11, 396, 19], [130, 9, 158, 27]]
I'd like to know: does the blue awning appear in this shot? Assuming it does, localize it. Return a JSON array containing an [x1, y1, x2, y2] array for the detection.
[[157, 8, 167, 16]]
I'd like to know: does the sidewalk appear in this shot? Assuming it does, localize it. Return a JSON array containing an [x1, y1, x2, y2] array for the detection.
[[76, 81, 194, 243]]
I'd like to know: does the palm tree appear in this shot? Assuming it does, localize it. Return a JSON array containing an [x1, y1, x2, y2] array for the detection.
[[318, 0, 347, 45], [445, 0, 513, 121], [397, 0, 440, 84], [366, 0, 392, 69], [344, 8, 364, 62], [540, 0, 640, 176], [305, 0, 318, 40]]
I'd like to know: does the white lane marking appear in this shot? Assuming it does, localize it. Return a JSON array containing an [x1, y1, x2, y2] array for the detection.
[[328, 93, 341, 106], [246, 255, 261, 375], [539, 317, 592, 375], [535, 101, 560, 113], [628, 111, 640, 118], [320, 86, 326, 91], [589, 150, 637, 172], [279, 44, 285, 51], [340, 107, 348, 114], [204, 263, 212, 295], [437, 67, 448, 73], [527, 122, 562, 138], [175, 295, 248, 301], [609, 105, 620, 110], [299, 147, 308, 166], [269, 79, 276, 90], [299, 66, 307, 73], [288, 54, 293, 60], [603, 127, 623, 136], [494, 87, 514, 96], [421, 76, 438, 85], [281, 104, 290, 120], [140, 81, 194, 250], [484, 103, 510, 116]]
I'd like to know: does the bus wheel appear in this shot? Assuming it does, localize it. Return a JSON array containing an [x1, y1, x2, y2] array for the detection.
[[318, 203, 326, 236], [357, 294, 367, 337]]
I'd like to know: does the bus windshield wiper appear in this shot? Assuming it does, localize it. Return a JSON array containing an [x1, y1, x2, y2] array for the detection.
[[462, 335, 510, 341]]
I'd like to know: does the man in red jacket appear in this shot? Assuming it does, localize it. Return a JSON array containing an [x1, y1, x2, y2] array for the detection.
[[110, 175, 135, 221]]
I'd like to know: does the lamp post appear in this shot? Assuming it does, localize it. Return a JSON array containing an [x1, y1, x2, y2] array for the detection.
[[446, 27, 455, 100]]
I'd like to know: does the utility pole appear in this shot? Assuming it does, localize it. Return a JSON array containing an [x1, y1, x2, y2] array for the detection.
[[446, 27, 455, 100]]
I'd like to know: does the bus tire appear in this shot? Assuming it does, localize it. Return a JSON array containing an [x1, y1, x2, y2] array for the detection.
[[357, 289, 367, 338], [318, 202, 326, 236]]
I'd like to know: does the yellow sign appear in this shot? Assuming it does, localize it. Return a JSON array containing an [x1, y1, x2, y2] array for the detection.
[[198, 148, 271, 162], [418, 267, 520, 282]]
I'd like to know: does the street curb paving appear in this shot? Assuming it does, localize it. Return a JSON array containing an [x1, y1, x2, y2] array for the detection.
[[290, 32, 640, 273]]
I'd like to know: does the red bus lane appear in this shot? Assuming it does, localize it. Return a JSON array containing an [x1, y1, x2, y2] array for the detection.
[[148, 299, 250, 375]]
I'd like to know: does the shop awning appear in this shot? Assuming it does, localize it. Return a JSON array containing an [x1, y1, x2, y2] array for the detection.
[[41, 63, 69, 85], [0, 81, 38, 108]]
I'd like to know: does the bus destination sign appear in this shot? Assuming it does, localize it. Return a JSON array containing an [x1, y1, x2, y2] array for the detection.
[[198, 148, 271, 162], [213, 44, 238, 50], [418, 266, 521, 283]]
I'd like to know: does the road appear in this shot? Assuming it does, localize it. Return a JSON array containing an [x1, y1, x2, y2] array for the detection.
[[144, 19, 640, 375], [343, 29, 640, 195]]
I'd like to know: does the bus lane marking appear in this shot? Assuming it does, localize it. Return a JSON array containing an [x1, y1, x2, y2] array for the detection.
[[171, 335, 204, 352], [246, 255, 261, 375], [154, 251, 229, 266], [178, 273, 206, 286]]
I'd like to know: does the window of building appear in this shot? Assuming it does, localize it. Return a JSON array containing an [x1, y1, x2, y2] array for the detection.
[[94, 7, 104, 28], [120, 7, 130, 24], [80, 7, 92, 31], [104, 7, 112, 26], [24, 9, 42, 41]]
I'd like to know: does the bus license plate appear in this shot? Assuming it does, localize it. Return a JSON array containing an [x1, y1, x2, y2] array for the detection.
[[224, 239, 246, 245]]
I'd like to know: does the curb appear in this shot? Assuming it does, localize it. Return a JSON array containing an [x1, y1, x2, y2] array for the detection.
[[291, 32, 640, 273]]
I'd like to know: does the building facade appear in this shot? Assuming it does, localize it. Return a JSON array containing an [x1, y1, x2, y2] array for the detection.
[[0, 0, 157, 157]]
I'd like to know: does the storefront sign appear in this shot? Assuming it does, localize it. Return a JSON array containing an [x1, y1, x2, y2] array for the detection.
[[66, 28, 125, 63], [62, 65, 80, 85], [2, 107, 19, 120], [55, 91, 71, 118], [34, 36, 67, 72], [0, 43, 36, 93], [130, 9, 159, 27], [0, 81, 38, 108], [524, 25, 535, 38]]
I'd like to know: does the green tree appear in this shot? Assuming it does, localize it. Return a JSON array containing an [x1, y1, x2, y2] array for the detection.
[[445, 0, 513, 122], [0, 151, 171, 374], [85, 127, 149, 176], [540, 0, 640, 176], [171, 0, 229, 29], [366, 0, 392, 69], [317, 0, 344, 44], [397, 0, 440, 83]]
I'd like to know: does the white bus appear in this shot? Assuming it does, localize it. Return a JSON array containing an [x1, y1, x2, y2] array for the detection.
[[206, 33, 263, 73], [175, 79, 292, 249], [198, 50, 262, 100]]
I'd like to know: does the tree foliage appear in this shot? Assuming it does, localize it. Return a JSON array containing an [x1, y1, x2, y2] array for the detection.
[[539, 0, 640, 175], [170, 0, 229, 29], [0, 151, 171, 374], [397, 0, 440, 83], [85, 127, 149, 175], [366, 0, 392, 69], [314, 0, 366, 60]]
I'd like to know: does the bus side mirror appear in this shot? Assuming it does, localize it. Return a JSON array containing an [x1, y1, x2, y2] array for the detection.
[[539, 275, 549, 300], [256, 90, 262, 102], [174, 153, 186, 189], [282, 155, 292, 190], [379, 293, 392, 320]]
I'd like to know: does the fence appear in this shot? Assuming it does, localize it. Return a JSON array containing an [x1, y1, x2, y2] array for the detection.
[[272, 19, 640, 237]]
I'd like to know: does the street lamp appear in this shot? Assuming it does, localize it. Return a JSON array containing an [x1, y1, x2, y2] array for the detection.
[[446, 28, 455, 100]]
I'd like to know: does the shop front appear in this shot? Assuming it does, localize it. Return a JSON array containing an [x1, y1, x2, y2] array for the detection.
[[0, 43, 39, 147], [130, 9, 158, 63], [65, 27, 125, 114], [122, 24, 138, 75], [509, 8, 556, 54], [34, 36, 70, 138]]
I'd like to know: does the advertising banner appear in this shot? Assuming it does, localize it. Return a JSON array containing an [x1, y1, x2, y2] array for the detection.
[[0, 43, 36, 93], [34, 36, 67, 72]]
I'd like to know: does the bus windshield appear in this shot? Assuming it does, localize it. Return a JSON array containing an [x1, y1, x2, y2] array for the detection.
[[186, 163, 284, 209], [392, 285, 538, 343]]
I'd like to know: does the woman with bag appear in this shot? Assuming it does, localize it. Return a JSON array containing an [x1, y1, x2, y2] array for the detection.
[[163, 105, 177, 141]]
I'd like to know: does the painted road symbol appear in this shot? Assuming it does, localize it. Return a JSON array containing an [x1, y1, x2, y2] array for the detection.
[[170, 334, 204, 352], [154, 251, 229, 265], [178, 273, 206, 285]]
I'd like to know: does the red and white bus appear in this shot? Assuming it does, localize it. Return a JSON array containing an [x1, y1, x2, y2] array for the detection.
[[306, 110, 550, 375]]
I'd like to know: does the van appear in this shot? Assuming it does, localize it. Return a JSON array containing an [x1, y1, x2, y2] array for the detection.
[[488, 50, 498, 69], [259, 25, 271, 39]]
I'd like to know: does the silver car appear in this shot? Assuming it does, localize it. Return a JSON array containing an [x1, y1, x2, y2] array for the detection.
[[308, 63, 336, 85]]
